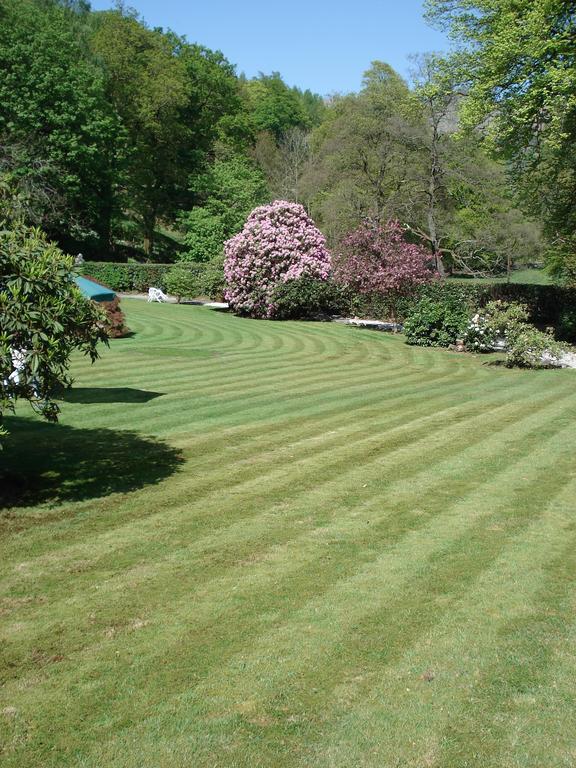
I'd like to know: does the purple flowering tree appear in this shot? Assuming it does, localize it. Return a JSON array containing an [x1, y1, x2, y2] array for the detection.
[[334, 219, 437, 317], [224, 200, 332, 318]]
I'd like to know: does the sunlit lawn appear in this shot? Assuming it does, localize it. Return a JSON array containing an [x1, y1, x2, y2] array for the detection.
[[1, 299, 575, 767]]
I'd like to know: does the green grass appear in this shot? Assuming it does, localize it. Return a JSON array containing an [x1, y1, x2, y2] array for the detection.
[[449, 267, 553, 285], [2, 300, 576, 767]]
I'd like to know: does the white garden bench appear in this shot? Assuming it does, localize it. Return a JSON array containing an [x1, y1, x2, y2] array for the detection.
[[147, 287, 169, 303]]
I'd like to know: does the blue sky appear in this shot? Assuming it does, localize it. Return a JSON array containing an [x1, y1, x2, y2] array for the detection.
[[90, 0, 449, 95]]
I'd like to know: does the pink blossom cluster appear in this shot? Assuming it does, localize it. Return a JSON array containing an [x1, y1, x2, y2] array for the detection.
[[224, 200, 332, 318], [334, 219, 437, 296]]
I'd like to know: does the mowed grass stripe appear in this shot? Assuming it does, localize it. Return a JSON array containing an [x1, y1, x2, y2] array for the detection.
[[1, 301, 575, 767], [3, 385, 573, 690], [2, 408, 570, 760], [3, 371, 569, 575], [41, 424, 576, 768]]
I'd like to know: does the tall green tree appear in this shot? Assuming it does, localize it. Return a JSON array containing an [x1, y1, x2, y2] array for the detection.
[[0, 0, 122, 250], [303, 62, 421, 241], [180, 155, 268, 262], [91, 9, 241, 257], [426, 0, 576, 251]]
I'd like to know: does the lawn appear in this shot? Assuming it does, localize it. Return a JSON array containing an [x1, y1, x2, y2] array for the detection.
[[448, 268, 553, 285], [1, 300, 576, 768]]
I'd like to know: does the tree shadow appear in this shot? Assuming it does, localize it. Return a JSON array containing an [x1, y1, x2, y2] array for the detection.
[[59, 387, 164, 404], [0, 417, 184, 509]]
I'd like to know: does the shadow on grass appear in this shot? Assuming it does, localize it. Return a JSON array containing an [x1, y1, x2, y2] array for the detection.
[[60, 387, 164, 404], [0, 417, 183, 509]]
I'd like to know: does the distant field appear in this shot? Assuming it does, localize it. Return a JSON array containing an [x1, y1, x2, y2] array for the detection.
[[1, 300, 576, 767], [449, 268, 553, 285]]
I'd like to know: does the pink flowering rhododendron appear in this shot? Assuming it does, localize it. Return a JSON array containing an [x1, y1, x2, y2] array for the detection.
[[224, 200, 331, 318], [334, 219, 437, 297]]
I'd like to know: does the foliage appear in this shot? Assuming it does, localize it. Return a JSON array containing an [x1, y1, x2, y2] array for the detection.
[[505, 325, 566, 369], [164, 263, 202, 302], [180, 155, 269, 262], [90, 8, 242, 255], [100, 297, 129, 338], [0, 0, 122, 248], [196, 254, 226, 300], [463, 299, 567, 367], [334, 219, 436, 294], [403, 295, 471, 347], [464, 300, 529, 352], [545, 236, 576, 287], [0, 225, 108, 434], [557, 308, 576, 343], [271, 277, 351, 320], [224, 200, 331, 318], [242, 73, 312, 140], [426, 0, 576, 251], [81, 262, 174, 292]]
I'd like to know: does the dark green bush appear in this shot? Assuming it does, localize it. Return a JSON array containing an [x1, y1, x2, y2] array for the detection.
[[271, 277, 352, 320], [557, 308, 576, 341], [196, 254, 226, 300], [403, 296, 471, 347]]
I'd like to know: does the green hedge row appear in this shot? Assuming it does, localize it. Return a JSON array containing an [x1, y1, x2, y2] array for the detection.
[[80, 262, 175, 292], [80, 262, 576, 338], [354, 281, 576, 331], [80, 260, 225, 300]]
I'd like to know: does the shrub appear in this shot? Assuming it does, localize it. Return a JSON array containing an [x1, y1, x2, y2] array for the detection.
[[164, 264, 202, 303], [196, 254, 226, 300], [464, 300, 530, 352], [224, 200, 331, 318], [271, 277, 352, 320], [334, 219, 436, 319], [403, 296, 471, 347], [1, 225, 108, 435], [100, 298, 129, 338], [464, 300, 568, 368], [505, 325, 566, 368]]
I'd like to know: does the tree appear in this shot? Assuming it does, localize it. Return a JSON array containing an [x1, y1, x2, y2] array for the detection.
[[0, 0, 122, 251], [333, 219, 436, 317], [180, 155, 269, 262], [0, 226, 108, 437], [90, 9, 241, 257], [224, 200, 331, 318], [426, 0, 576, 250], [243, 73, 311, 140], [303, 62, 422, 242]]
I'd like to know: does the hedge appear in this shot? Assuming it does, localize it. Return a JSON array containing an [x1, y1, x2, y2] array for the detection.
[[80, 261, 225, 300], [353, 281, 576, 339], [79, 262, 174, 292], [79, 262, 576, 339]]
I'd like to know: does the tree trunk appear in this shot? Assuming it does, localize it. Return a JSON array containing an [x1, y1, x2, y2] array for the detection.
[[427, 123, 446, 277], [142, 211, 156, 258]]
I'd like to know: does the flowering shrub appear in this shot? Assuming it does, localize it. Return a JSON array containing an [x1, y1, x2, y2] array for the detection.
[[223, 201, 331, 318], [464, 300, 567, 367], [464, 300, 528, 352], [334, 220, 436, 319], [465, 313, 497, 352]]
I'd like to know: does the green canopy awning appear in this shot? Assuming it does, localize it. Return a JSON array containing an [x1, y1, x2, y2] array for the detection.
[[74, 275, 116, 302]]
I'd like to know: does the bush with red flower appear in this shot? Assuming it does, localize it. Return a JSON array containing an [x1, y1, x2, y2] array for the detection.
[[224, 200, 332, 318], [334, 219, 437, 318]]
